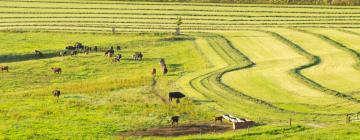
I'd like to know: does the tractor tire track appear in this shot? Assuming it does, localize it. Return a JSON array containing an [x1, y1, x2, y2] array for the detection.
[[298, 29, 360, 70], [264, 29, 360, 103], [183, 31, 359, 119]]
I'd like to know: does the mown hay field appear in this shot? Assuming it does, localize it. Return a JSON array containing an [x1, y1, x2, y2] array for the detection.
[[0, 0, 359, 139]]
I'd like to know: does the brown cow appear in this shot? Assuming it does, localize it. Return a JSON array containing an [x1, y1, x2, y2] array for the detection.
[[51, 67, 62, 74], [151, 68, 156, 77], [214, 116, 223, 124], [1, 66, 9, 72], [52, 90, 61, 98]]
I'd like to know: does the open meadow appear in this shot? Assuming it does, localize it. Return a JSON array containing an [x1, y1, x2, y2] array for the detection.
[[0, 0, 359, 139]]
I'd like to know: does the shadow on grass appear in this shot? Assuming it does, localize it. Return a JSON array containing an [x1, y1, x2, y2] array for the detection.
[[0, 52, 60, 63], [193, 99, 215, 105]]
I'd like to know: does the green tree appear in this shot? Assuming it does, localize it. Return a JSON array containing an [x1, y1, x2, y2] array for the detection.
[[175, 16, 182, 35]]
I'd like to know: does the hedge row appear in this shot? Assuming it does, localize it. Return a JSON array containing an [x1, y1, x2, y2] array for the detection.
[[4, 0, 360, 6], [2, 6, 360, 14]]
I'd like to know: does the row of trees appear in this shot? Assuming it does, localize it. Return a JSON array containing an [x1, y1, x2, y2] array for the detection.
[[115, 0, 360, 5]]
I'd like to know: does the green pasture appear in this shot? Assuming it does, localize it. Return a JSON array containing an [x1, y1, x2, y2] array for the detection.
[[0, 0, 360, 139], [0, 32, 215, 139]]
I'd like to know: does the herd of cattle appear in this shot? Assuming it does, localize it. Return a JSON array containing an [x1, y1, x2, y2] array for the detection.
[[2, 42, 172, 99], [1, 42, 169, 74], [1, 42, 243, 127]]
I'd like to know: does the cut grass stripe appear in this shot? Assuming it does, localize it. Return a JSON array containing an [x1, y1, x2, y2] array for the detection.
[[2, 16, 360, 22], [186, 32, 359, 116], [264, 29, 360, 103], [299, 29, 360, 70]]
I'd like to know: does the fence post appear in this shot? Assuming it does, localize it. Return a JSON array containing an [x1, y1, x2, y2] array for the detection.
[[112, 27, 116, 34], [289, 118, 292, 127], [346, 114, 350, 123]]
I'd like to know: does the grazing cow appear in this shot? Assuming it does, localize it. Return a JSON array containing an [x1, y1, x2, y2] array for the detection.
[[70, 50, 77, 56], [163, 65, 168, 75], [105, 50, 114, 57], [105, 47, 115, 57], [34, 50, 43, 57], [133, 52, 143, 61], [214, 116, 223, 124], [84, 46, 91, 54], [116, 46, 121, 51], [160, 58, 166, 68], [84, 46, 91, 51], [85, 49, 90, 55], [52, 90, 61, 98], [151, 68, 156, 77], [1, 66, 9, 72], [169, 92, 185, 103], [59, 51, 66, 56], [51, 67, 62, 74], [74, 42, 84, 50], [113, 54, 122, 62], [65, 46, 76, 50], [171, 116, 179, 126]]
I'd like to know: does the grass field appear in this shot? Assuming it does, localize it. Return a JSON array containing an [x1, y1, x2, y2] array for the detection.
[[0, 0, 360, 139]]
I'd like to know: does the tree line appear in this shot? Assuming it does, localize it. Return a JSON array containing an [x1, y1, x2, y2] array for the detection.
[[113, 0, 360, 5]]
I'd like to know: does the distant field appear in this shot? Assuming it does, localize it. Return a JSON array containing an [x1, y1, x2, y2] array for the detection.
[[0, 0, 359, 139], [1, 0, 360, 32]]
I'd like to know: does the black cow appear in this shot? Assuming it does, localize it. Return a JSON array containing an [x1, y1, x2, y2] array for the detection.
[[113, 54, 122, 62], [65, 46, 76, 50], [163, 65, 168, 75], [169, 92, 185, 103], [133, 52, 143, 61], [34, 50, 43, 57], [160, 58, 166, 68], [74, 42, 84, 50], [105, 50, 114, 57]]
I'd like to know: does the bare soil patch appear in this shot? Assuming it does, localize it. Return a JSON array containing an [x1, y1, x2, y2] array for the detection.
[[119, 123, 232, 137]]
